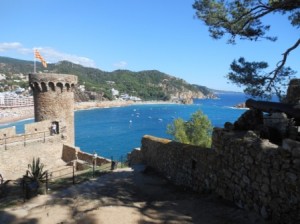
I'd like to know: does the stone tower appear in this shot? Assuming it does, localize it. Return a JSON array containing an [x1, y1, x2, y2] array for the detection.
[[29, 73, 78, 145]]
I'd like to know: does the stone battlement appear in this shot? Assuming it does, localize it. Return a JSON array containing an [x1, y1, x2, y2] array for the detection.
[[0, 120, 61, 148], [29, 73, 77, 93]]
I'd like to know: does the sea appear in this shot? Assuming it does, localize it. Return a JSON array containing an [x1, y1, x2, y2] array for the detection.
[[0, 93, 250, 161]]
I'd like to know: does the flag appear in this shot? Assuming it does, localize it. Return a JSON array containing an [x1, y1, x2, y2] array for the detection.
[[34, 49, 47, 68]]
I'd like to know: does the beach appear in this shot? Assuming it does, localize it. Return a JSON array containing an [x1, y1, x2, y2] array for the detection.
[[0, 106, 34, 125], [0, 100, 178, 125]]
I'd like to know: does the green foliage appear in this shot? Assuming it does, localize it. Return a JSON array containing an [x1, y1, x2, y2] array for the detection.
[[25, 157, 47, 183], [0, 57, 214, 101], [193, 0, 300, 42], [167, 110, 213, 147], [193, 0, 300, 100], [227, 57, 295, 100]]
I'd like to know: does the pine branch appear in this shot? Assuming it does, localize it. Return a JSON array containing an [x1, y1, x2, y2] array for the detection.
[[266, 38, 300, 91]]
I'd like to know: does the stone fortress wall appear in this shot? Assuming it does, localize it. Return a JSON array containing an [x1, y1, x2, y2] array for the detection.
[[0, 119, 56, 147], [131, 133, 299, 224], [0, 121, 110, 180], [0, 120, 65, 180], [0, 73, 110, 181]]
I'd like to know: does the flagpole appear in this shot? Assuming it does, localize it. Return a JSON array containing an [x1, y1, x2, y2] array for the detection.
[[33, 48, 36, 73]]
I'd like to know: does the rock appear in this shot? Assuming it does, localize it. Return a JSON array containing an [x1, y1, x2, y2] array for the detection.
[[224, 122, 234, 130]]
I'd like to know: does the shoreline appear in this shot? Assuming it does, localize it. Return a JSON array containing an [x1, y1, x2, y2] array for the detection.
[[0, 100, 179, 126], [0, 106, 34, 126]]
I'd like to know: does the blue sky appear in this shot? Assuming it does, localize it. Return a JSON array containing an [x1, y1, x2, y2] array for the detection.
[[0, 0, 299, 91]]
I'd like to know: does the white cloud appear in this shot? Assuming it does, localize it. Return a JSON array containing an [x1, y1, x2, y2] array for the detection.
[[0, 42, 22, 52], [37, 47, 96, 68], [0, 42, 96, 68], [113, 61, 127, 69]]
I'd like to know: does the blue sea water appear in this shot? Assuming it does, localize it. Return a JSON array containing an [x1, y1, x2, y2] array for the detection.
[[0, 93, 249, 160]]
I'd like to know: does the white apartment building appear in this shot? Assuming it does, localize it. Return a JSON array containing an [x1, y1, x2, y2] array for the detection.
[[0, 92, 33, 107]]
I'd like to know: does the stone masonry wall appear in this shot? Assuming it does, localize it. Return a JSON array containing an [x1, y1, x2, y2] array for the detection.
[[0, 126, 16, 138], [139, 135, 216, 192], [25, 120, 52, 134], [0, 120, 67, 180], [212, 129, 300, 222], [133, 133, 300, 223], [62, 144, 111, 166], [0, 139, 65, 180], [0, 120, 59, 146]]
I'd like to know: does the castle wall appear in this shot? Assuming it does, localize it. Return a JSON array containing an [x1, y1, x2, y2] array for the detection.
[[0, 129, 110, 180], [131, 132, 300, 223], [0, 120, 61, 146], [25, 120, 52, 134], [0, 139, 65, 180], [0, 126, 16, 138], [62, 144, 111, 166]]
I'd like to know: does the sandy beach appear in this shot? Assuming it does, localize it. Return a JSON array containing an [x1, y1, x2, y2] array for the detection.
[[0, 100, 179, 126], [0, 106, 34, 125]]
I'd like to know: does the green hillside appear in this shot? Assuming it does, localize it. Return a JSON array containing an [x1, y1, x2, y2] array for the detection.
[[0, 56, 214, 101]]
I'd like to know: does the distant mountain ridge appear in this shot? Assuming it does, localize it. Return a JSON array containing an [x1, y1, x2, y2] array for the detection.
[[0, 56, 215, 102]]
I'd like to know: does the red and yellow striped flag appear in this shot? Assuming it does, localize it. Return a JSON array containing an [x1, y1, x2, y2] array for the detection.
[[34, 49, 47, 68]]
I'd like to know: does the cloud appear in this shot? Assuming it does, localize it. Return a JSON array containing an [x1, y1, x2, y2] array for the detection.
[[0, 42, 96, 68], [37, 47, 96, 68], [113, 61, 127, 69], [0, 42, 23, 52]]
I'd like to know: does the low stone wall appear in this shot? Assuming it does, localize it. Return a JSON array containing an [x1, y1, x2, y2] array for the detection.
[[132, 132, 300, 223], [0, 126, 16, 138], [25, 120, 52, 134], [139, 136, 216, 191], [62, 144, 110, 166], [127, 148, 143, 165], [62, 144, 79, 162], [0, 120, 54, 146]]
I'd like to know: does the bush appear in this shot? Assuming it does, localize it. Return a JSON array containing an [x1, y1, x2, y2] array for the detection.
[[167, 110, 213, 147]]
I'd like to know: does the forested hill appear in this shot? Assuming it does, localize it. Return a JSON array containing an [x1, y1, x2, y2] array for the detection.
[[0, 56, 215, 101]]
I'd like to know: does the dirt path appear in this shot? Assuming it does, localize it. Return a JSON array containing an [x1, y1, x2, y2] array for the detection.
[[0, 166, 267, 224]]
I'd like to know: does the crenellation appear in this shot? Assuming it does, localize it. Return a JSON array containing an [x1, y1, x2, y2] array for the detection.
[[29, 74, 77, 94], [0, 126, 16, 138]]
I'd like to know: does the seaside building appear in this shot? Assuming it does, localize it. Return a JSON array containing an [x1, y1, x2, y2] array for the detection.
[[78, 84, 85, 92], [0, 92, 33, 107], [111, 88, 119, 97], [0, 73, 6, 80], [119, 93, 141, 101]]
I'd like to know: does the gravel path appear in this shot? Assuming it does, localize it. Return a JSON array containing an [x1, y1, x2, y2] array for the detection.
[[0, 166, 267, 224]]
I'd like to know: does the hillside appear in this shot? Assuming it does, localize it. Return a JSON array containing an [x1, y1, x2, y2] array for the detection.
[[0, 56, 215, 102]]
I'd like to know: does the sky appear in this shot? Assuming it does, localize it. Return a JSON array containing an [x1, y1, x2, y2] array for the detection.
[[0, 0, 299, 91]]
